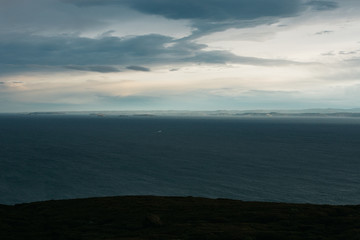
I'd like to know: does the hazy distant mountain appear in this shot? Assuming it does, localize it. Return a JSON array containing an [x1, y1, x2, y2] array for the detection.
[[22, 108, 360, 118]]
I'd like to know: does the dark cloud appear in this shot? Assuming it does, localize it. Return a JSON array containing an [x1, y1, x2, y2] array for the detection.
[[62, 0, 119, 6], [66, 0, 304, 20], [315, 30, 333, 35], [126, 66, 150, 72], [306, 0, 339, 11], [0, 0, 113, 36], [339, 50, 359, 55], [0, 33, 303, 75], [321, 50, 360, 56], [0, 33, 172, 66], [65, 65, 121, 72], [184, 18, 280, 40], [62, 0, 340, 41], [63, 0, 310, 38], [0, 82, 5, 84], [123, 0, 302, 21]]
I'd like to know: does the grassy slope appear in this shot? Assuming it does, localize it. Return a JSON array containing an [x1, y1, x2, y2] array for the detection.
[[0, 196, 360, 240]]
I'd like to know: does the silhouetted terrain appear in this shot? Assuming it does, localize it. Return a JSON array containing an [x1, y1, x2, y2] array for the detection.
[[1, 196, 359, 239], [19, 108, 360, 118]]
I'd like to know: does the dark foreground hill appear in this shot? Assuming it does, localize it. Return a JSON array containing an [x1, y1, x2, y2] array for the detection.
[[1, 196, 360, 240]]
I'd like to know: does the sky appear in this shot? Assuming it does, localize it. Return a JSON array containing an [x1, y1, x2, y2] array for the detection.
[[1, 0, 360, 112]]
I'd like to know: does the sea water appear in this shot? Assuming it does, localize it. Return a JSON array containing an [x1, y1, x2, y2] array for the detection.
[[0, 114, 359, 205]]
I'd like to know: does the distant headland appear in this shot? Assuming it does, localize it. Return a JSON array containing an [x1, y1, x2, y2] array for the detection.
[[13, 108, 360, 118]]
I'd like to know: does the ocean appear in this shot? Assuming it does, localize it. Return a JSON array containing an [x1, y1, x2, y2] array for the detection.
[[1, 114, 359, 205]]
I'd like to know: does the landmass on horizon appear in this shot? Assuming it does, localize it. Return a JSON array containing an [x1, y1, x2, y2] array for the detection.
[[9, 108, 360, 118]]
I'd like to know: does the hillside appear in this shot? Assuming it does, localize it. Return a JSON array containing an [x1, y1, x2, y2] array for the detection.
[[1, 196, 360, 239]]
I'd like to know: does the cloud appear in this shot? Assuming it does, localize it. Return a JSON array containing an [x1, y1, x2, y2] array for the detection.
[[245, 89, 300, 95], [0, 0, 111, 36], [0, 33, 305, 75], [122, 0, 303, 21], [321, 49, 360, 57], [65, 65, 121, 72], [0, 82, 4, 84], [126, 65, 150, 72], [344, 57, 360, 64], [63, 0, 310, 39], [64, 0, 302, 20], [0, 33, 172, 68], [184, 18, 280, 40], [183, 50, 302, 65], [306, 0, 339, 11], [339, 50, 359, 55], [62, 0, 340, 39], [321, 51, 335, 56], [315, 30, 333, 35]]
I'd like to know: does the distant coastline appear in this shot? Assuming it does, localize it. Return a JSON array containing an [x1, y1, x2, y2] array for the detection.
[[2, 108, 360, 118]]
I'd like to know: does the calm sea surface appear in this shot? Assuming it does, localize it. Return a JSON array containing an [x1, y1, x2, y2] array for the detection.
[[1, 115, 359, 205]]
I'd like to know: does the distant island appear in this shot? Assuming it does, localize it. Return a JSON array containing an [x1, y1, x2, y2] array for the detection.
[[1, 196, 359, 240], [19, 108, 360, 118]]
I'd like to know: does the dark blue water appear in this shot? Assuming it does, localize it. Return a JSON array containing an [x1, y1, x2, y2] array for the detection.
[[1, 115, 360, 205]]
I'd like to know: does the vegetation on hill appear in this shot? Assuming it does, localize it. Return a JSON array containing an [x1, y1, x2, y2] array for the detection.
[[1, 196, 360, 239]]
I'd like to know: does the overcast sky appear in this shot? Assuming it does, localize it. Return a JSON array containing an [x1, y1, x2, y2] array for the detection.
[[1, 0, 360, 112]]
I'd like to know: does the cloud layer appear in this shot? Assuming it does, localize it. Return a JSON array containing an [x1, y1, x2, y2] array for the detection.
[[0, 0, 340, 74], [0, 32, 303, 75], [2, 0, 360, 112], [63, 0, 339, 38]]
